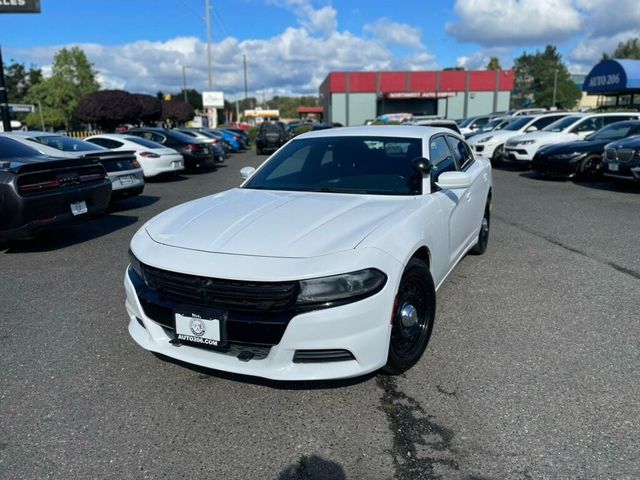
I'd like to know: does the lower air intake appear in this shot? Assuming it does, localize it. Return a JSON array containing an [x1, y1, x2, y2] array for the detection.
[[293, 349, 356, 363]]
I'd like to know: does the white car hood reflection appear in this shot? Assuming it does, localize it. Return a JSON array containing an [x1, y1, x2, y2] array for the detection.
[[145, 188, 412, 258]]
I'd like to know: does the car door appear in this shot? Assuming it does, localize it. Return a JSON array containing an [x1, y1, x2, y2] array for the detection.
[[445, 134, 487, 258], [427, 134, 469, 269]]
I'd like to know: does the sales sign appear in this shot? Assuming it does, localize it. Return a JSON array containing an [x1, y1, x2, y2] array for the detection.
[[202, 91, 224, 108], [0, 0, 41, 13]]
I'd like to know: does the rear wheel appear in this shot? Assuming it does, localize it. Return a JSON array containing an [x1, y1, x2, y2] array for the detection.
[[470, 197, 491, 255], [383, 258, 436, 375]]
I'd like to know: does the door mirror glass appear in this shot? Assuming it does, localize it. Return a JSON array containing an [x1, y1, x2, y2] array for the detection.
[[525, 125, 538, 133]]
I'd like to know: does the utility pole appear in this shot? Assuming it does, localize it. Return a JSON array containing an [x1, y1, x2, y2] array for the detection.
[[552, 68, 559, 108], [0, 46, 12, 132], [243, 54, 248, 100], [205, 0, 216, 127]]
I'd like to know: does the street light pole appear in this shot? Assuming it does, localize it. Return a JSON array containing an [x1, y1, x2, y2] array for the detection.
[[552, 68, 559, 108], [243, 54, 248, 100], [182, 65, 189, 103]]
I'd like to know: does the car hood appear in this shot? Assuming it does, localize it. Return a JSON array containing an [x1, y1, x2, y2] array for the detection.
[[604, 135, 640, 150], [469, 130, 520, 144], [539, 139, 609, 155], [145, 188, 411, 258]]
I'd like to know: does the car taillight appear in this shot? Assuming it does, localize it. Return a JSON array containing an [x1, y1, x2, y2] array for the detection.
[[139, 151, 160, 158], [19, 177, 61, 193], [233, 135, 240, 141], [132, 160, 141, 168], [183, 144, 199, 153]]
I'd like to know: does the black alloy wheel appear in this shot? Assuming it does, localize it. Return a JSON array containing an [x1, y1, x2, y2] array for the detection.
[[470, 197, 491, 255], [577, 154, 601, 179], [383, 258, 436, 375]]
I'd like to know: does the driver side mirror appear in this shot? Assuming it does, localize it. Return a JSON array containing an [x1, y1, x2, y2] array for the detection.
[[240, 166, 256, 179], [525, 125, 538, 133]]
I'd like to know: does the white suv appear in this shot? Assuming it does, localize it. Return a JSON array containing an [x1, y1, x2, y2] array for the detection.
[[505, 112, 640, 163], [468, 113, 569, 164]]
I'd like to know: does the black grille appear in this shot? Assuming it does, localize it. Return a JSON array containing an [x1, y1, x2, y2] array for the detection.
[[293, 349, 356, 363], [605, 149, 616, 160], [616, 149, 635, 162], [141, 263, 299, 312]]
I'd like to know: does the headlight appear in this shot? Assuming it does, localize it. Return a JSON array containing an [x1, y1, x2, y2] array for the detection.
[[296, 268, 387, 305], [555, 152, 581, 160], [477, 136, 493, 144], [128, 249, 145, 281], [517, 140, 536, 145]]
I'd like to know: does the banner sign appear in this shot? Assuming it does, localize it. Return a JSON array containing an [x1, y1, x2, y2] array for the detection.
[[0, 0, 41, 13], [202, 91, 224, 108]]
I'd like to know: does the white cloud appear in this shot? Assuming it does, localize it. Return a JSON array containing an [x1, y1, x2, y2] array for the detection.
[[456, 48, 512, 70], [267, 0, 337, 36], [575, 0, 640, 37], [446, 0, 582, 47], [363, 18, 424, 51]]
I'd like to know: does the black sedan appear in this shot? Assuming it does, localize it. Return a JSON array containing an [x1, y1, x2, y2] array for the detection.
[[531, 120, 640, 178], [126, 128, 213, 170], [602, 136, 640, 184], [0, 136, 112, 242]]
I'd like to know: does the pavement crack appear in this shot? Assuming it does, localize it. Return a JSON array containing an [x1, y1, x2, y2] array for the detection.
[[376, 376, 468, 480], [494, 215, 640, 280]]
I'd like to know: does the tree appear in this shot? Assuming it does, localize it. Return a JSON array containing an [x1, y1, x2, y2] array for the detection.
[[161, 100, 194, 126], [132, 93, 162, 125], [511, 45, 581, 109], [172, 89, 203, 110], [26, 47, 100, 129], [3, 60, 42, 103], [486, 57, 502, 71], [603, 38, 640, 60], [76, 90, 141, 131]]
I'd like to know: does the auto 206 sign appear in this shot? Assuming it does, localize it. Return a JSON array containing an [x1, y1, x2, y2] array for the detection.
[[0, 0, 40, 13]]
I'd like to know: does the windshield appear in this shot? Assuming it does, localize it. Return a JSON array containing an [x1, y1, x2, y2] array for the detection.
[[124, 136, 164, 148], [458, 117, 476, 128], [589, 123, 638, 141], [503, 117, 533, 131], [244, 136, 423, 195], [480, 119, 503, 132], [30, 135, 104, 152], [542, 116, 583, 132]]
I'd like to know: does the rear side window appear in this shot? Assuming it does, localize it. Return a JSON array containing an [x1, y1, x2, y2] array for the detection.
[[0, 136, 42, 159], [446, 135, 474, 171]]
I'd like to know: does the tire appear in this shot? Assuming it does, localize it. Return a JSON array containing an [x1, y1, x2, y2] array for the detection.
[[491, 144, 504, 166], [382, 258, 436, 375], [576, 154, 601, 179], [469, 197, 491, 255]]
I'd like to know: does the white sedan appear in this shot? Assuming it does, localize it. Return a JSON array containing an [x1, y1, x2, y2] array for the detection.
[[124, 126, 492, 380], [85, 134, 184, 178]]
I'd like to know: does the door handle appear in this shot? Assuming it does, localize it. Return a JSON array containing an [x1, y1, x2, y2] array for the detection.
[[465, 192, 472, 202], [483, 173, 488, 182]]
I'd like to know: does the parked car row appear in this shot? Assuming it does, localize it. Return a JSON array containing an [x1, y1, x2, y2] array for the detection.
[[465, 111, 640, 183], [0, 126, 247, 243]]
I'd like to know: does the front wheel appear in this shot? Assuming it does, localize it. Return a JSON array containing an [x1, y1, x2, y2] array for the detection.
[[470, 198, 490, 255], [576, 154, 601, 179], [491, 144, 504, 166], [382, 258, 436, 375]]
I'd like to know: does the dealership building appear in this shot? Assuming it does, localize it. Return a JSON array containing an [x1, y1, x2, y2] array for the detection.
[[319, 69, 515, 126]]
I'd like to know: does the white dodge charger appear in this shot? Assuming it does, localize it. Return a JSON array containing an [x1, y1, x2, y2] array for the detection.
[[124, 126, 492, 380]]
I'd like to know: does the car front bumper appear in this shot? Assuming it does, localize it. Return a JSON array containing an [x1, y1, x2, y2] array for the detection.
[[531, 153, 584, 177], [124, 266, 395, 381], [602, 159, 640, 183], [504, 143, 540, 163]]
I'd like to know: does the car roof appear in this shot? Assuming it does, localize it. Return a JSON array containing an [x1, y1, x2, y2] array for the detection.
[[9, 130, 58, 138], [296, 125, 461, 140]]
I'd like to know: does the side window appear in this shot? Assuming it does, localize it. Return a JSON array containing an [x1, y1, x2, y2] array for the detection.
[[446, 135, 474, 171], [574, 117, 603, 133], [603, 115, 635, 126], [151, 133, 166, 144], [429, 136, 457, 181], [88, 138, 111, 148]]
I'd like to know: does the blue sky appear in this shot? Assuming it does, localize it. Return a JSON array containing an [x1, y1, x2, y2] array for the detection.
[[1, 0, 638, 98]]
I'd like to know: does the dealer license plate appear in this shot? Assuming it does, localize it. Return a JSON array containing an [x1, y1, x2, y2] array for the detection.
[[608, 162, 619, 172], [174, 311, 227, 348], [70, 201, 88, 216], [119, 175, 133, 186]]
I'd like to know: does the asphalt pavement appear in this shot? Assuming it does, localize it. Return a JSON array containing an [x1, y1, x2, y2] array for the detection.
[[1, 151, 638, 480]]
